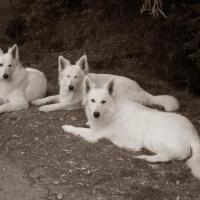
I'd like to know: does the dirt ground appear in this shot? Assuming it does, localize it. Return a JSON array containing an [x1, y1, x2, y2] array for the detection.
[[0, 50, 200, 200]]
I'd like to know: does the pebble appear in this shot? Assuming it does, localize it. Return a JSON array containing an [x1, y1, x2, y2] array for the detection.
[[176, 180, 180, 185], [53, 180, 60, 185], [57, 193, 63, 199]]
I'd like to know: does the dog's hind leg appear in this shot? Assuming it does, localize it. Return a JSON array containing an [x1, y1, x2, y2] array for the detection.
[[136, 154, 171, 163], [0, 101, 28, 114], [62, 125, 101, 143], [31, 95, 59, 106]]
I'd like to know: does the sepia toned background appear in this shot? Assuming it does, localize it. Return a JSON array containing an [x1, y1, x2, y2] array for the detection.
[[0, 1, 199, 200]]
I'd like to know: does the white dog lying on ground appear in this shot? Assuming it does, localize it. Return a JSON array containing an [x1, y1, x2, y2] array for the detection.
[[32, 55, 179, 112], [0, 44, 47, 114], [62, 77, 200, 179]]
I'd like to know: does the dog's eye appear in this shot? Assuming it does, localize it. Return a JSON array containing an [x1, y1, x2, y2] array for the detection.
[[67, 75, 70, 78], [91, 99, 95, 103], [101, 100, 106, 104], [0, 63, 3, 67], [74, 76, 78, 79], [8, 64, 12, 67]]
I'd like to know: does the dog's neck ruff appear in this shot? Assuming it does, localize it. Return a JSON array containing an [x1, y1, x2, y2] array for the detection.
[[59, 80, 84, 102], [59, 87, 82, 106], [0, 65, 27, 97]]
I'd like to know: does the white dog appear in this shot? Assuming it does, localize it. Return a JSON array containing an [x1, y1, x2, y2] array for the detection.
[[32, 55, 179, 112], [0, 44, 47, 114], [62, 77, 200, 179]]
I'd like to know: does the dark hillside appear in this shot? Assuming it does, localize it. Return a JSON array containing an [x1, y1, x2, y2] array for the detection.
[[0, 0, 199, 94]]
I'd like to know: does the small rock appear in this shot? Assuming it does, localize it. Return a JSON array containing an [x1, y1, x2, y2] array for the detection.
[[2, 168, 6, 172], [29, 167, 46, 179], [53, 180, 60, 185], [57, 193, 63, 199], [62, 149, 71, 153], [176, 180, 180, 185], [12, 134, 19, 138], [9, 114, 18, 120], [71, 117, 76, 121], [35, 137, 39, 141], [60, 174, 66, 178]]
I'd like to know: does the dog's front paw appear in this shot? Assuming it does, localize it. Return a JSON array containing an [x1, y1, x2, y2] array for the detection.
[[62, 125, 77, 134], [32, 99, 43, 106], [39, 105, 52, 112], [135, 155, 149, 161]]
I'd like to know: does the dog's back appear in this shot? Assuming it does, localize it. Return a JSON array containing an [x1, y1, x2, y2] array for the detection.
[[88, 73, 149, 103], [88, 72, 179, 111], [25, 68, 47, 102]]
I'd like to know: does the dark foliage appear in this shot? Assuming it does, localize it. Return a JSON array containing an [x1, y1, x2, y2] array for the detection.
[[3, 0, 200, 94]]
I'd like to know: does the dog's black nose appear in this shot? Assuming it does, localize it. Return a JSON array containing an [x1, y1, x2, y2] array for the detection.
[[68, 85, 74, 91], [3, 73, 9, 79], [93, 111, 100, 118]]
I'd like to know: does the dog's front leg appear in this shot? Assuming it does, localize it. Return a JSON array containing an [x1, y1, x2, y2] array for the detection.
[[38, 102, 68, 112], [62, 125, 101, 143], [0, 100, 28, 114], [32, 95, 59, 106]]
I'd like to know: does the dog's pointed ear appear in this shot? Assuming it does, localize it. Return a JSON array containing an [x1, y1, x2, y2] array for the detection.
[[84, 76, 95, 94], [8, 44, 19, 60], [0, 48, 3, 55], [76, 55, 89, 73], [58, 56, 70, 71], [104, 79, 115, 95]]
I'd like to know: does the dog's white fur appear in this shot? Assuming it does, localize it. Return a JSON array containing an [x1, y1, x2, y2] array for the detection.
[[0, 44, 47, 114], [32, 55, 179, 112], [62, 77, 200, 179]]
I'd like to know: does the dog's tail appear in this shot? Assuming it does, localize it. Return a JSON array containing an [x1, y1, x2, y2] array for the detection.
[[186, 139, 200, 179], [144, 92, 179, 111]]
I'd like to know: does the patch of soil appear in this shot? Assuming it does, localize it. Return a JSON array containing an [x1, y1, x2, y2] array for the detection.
[[0, 157, 47, 200], [0, 51, 200, 200]]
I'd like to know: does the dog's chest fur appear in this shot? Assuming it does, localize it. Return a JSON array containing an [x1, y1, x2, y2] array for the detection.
[[0, 68, 28, 97]]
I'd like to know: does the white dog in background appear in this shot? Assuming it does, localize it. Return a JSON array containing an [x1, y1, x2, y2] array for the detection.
[[62, 77, 200, 179], [0, 44, 47, 114], [32, 55, 179, 112]]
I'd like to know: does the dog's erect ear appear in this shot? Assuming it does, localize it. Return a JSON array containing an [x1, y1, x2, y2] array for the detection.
[[8, 44, 19, 60], [58, 56, 70, 71], [104, 79, 115, 95], [76, 55, 89, 73], [0, 48, 3, 55], [84, 76, 95, 94]]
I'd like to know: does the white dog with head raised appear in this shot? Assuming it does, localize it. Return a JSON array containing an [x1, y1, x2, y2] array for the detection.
[[32, 55, 179, 112], [0, 44, 47, 114], [62, 77, 200, 179]]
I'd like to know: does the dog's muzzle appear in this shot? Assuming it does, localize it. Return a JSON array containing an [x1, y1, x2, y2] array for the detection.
[[3, 73, 9, 79], [93, 111, 100, 118], [68, 85, 74, 91]]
